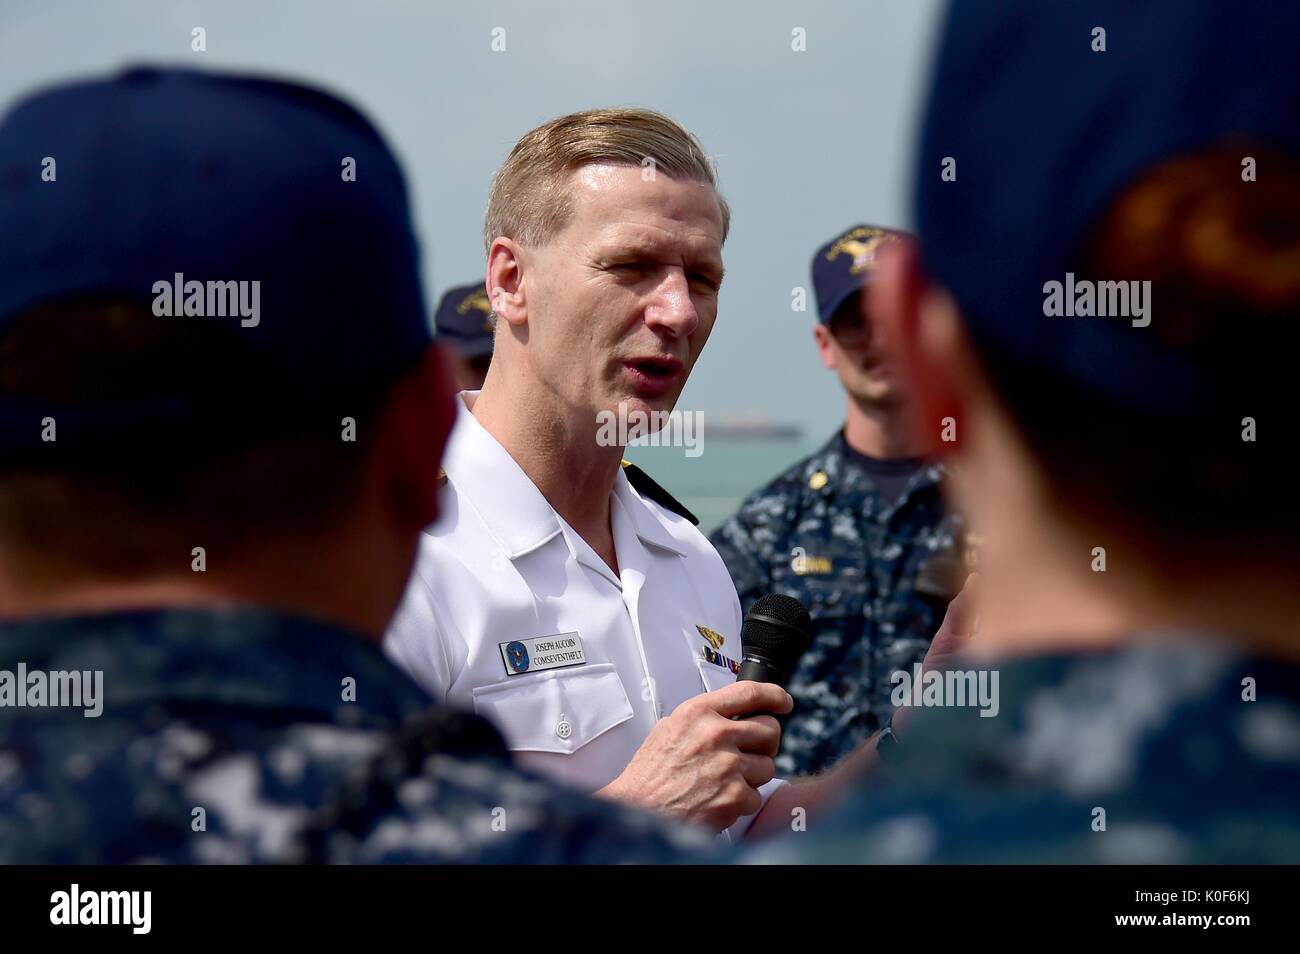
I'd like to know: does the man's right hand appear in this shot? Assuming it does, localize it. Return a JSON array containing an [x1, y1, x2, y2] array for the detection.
[[597, 680, 792, 832]]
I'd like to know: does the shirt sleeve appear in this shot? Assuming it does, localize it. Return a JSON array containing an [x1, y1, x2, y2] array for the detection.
[[716, 777, 789, 845], [383, 554, 453, 703]]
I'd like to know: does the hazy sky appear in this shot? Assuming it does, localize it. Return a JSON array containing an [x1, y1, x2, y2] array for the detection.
[[0, 0, 946, 434]]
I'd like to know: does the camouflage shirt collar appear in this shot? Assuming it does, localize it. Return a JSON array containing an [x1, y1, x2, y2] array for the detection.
[[818, 428, 948, 495], [0, 606, 434, 728]]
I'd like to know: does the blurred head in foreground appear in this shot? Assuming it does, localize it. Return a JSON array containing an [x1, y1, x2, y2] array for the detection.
[[872, 2, 1300, 658], [0, 67, 454, 637]]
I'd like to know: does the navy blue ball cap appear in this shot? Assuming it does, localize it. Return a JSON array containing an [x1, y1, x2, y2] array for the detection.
[[0, 66, 431, 453], [811, 224, 905, 325], [434, 282, 495, 358], [916, 1, 1300, 415]]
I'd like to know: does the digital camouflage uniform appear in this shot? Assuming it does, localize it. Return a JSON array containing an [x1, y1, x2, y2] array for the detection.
[[745, 640, 1300, 863], [0, 608, 709, 863], [711, 429, 968, 776]]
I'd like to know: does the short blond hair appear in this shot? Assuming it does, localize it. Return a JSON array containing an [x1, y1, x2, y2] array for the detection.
[[484, 108, 730, 252]]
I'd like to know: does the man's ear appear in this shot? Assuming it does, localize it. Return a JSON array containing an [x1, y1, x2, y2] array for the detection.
[[486, 237, 528, 328], [871, 240, 967, 455], [812, 324, 837, 370], [376, 343, 457, 531]]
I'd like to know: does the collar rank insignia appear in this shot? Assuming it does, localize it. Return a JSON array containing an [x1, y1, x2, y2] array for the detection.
[[621, 460, 699, 525], [696, 624, 726, 649]]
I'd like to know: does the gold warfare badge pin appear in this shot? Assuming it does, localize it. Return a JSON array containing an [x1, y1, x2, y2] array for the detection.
[[696, 625, 726, 650]]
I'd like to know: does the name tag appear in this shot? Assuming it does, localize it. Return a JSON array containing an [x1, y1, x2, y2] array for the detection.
[[500, 633, 586, 676]]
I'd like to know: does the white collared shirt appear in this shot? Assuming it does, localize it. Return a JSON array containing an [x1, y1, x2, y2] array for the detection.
[[384, 392, 784, 839]]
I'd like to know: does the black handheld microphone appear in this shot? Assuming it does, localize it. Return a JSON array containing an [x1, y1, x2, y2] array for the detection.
[[737, 593, 812, 689]]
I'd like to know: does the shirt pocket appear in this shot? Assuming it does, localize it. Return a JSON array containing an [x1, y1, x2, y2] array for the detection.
[[695, 655, 738, 694], [469, 662, 634, 756]]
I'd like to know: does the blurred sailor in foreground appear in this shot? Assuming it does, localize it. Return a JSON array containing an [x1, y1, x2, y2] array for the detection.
[[749, 0, 1300, 863], [712, 224, 968, 777], [386, 109, 903, 839], [0, 68, 704, 863], [435, 281, 496, 391]]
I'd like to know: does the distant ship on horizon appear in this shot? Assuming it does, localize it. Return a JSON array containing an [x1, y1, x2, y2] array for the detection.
[[706, 413, 804, 441]]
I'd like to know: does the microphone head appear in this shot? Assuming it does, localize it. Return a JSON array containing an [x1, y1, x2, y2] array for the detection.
[[740, 593, 813, 677]]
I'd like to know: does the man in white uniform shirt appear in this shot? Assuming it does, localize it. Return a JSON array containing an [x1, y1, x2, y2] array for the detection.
[[387, 109, 888, 839]]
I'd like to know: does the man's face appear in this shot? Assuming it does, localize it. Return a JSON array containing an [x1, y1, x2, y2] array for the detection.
[[814, 291, 906, 408], [519, 164, 725, 425]]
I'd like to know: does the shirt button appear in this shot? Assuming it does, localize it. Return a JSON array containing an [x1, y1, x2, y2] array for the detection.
[[556, 720, 573, 740]]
